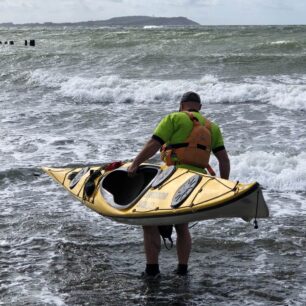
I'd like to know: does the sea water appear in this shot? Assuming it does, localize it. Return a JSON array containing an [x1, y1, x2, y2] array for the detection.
[[0, 25, 305, 305]]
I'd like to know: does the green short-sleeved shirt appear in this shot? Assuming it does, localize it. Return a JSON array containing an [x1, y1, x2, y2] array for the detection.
[[153, 111, 225, 153]]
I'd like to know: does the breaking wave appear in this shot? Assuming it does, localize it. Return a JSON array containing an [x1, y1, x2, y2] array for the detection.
[[27, 70, 306, 111], [230, 151, 306, 192]]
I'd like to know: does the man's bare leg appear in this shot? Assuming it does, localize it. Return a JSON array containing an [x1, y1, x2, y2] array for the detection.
[[175, 223, 191, 275], [143, 225, 161, 276]]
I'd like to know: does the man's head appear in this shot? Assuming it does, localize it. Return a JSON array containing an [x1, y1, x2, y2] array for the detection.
[[179, 91, 202, 111]]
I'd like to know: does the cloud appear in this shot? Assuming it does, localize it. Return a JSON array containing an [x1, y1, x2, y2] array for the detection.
[[0, 0, 102, 23], [235, 0, 300, 10], [162, 0, 219, 5]]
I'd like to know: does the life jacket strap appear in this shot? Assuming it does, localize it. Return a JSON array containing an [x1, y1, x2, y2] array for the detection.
[[165, 143, 209, 151]]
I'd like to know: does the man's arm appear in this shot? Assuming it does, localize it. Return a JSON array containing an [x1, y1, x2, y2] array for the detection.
[[128, 138, 162, 175], [214, 149, 230, 179]]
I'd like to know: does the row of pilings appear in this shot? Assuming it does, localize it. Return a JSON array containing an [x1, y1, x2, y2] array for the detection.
[[0, 40, 36, 46]]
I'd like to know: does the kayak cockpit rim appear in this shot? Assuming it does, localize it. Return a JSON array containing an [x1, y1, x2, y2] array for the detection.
[[99, 165, 161, 210]]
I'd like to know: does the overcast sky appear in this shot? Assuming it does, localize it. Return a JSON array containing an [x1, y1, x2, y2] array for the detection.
[[0, 0, 305, 25]]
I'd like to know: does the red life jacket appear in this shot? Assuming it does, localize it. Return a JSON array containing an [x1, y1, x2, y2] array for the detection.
[[160, 112, 212, 169]]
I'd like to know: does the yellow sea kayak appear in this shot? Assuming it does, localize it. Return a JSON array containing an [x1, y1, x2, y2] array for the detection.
[[43, 163, 269, 226]]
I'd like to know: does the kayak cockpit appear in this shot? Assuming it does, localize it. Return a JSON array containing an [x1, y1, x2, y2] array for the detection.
[[100, 165, 160, 209]]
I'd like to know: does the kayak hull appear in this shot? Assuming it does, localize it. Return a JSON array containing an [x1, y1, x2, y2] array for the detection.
[[110, 184, 265, 225], [43, 163, 269, 226]]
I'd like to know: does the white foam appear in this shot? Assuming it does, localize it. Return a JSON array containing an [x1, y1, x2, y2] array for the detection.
[[0, 239, 10, 247], [26, 69, 306, 111], [269, 84, 306, 110], [200, 74, 219, 84], [201, 77, 306, 111], [201, 82, 269, 104], [270, 40, 293, 45], [143, 25, 164, 29], [27, 69, 66, 88], [58, 75, 184, 104], [230, 151, 306, 192]]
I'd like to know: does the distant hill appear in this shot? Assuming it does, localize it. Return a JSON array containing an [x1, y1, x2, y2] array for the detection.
[[0, 16, 199, 27]]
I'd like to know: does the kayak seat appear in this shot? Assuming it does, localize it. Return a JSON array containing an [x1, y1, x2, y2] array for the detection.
[[100, 166, 159, 209]]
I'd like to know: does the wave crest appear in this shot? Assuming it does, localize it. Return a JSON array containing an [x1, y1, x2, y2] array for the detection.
[[27, 69, 306, 111], [230, 151, 306, 192]]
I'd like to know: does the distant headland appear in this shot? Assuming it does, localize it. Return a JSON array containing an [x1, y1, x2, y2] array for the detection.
[[0, 16, 200, 27]]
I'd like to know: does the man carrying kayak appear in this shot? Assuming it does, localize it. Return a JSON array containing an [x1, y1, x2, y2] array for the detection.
[[128, 91, 230, 278]]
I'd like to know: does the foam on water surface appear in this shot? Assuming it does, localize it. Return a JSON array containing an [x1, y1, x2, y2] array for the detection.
[[231, 151, 306, 192], [24, 68, 306, 111]]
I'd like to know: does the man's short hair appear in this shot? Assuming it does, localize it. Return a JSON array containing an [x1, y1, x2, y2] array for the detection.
[[180, 91, 201, 104]]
